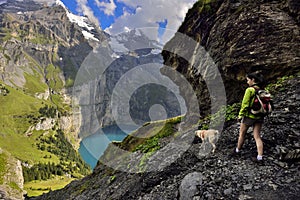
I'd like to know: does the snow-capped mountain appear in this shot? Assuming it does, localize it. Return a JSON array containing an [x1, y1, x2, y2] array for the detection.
[[109, 29, 163, 57], [0, 0, 103, 43], [56, 0, 101, 42]]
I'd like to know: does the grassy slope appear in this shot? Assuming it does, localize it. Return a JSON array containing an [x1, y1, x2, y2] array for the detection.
[[24, 71, 48, 95], [24, 177, 75, 197], [99, 116, 183, 174], [0, 83, 45, 133], [0, 83, 60, 163], [0, 152, 6, 184]]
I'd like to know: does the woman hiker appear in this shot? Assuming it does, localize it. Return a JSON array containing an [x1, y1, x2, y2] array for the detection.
[[234, 71, 265, 163]]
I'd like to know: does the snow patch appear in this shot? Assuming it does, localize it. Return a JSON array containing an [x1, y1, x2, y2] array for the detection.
[[141, 48, 162, 57], [109, 37, 129, 53], [111, 52, 120, 59], [67, 13, 95, 31], [151, 48, 162, 55], [135, 29, 142, 37], [56, 0, 99, 41], [82, 30, 99, 42]]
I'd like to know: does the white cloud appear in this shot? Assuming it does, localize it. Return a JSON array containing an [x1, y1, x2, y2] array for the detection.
[[33, 0, 196, 43], [76, 0, 100, 28], [95, 0, 116, 16], [105, 0, 196, 42], [0, 0, 7, 5]]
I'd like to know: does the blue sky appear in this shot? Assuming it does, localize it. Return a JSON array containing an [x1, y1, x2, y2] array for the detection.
[[60, 0, 134, 30], [34, 0, 197, 42]]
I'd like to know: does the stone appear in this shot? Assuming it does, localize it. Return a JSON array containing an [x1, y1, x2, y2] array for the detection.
[[238, 194, 254, 200], [224, 188, 233, 195], [179, 172, 203, 200], [243, 184, 253, 191]]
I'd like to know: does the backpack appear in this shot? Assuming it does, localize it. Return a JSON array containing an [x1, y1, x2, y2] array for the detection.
[[250, 88, 273, 116]]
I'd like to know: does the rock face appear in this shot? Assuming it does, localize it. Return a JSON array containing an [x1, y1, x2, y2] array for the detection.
[[75, 46, 166, 137], [0, 150, 24, 200], [162, 0, 300, 116]]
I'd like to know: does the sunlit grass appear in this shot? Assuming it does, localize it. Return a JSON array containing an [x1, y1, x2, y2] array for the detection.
[[0, 131, 60, 165], [0, 153, 7, 184], [24, 71, 48, 95], [24, 176, 75, 197]]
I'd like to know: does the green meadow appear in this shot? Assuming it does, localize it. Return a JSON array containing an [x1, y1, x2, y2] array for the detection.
[[24, 177, 75, 197], [0, 83, 56, 163]]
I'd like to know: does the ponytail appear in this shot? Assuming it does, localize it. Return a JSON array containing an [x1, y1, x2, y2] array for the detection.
[[246, 71, 265, 88]]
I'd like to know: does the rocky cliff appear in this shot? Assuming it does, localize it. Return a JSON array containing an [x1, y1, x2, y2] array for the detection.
[[0, 0, 109, 144], [0, 149, 24, 200], [162, 0, 300, 116]]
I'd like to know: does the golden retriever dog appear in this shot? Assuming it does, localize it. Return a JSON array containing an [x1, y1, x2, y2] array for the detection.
[[195, 129, 219, 153]]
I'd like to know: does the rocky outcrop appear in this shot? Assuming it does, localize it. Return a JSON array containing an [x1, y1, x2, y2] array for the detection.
[[59, 115, 81, 149], [162, 0, 300, 116], [0, 150, 24, 200], [34, 118, 55, 131], [34, 90, 50, 100]]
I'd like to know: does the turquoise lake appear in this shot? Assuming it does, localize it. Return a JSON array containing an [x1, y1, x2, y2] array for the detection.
[[78, 125, 136, 169]]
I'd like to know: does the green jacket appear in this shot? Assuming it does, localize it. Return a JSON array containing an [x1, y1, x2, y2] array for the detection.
[[238, 87, 262, 119]]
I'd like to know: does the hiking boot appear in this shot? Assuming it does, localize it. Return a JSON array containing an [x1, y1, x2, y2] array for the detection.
[[251, 157, 264, 165], [230, 148, 241, 158]]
